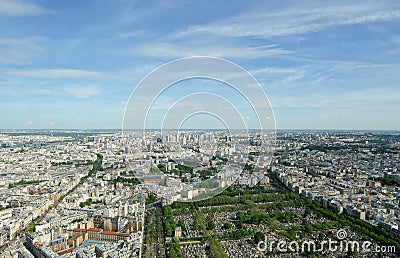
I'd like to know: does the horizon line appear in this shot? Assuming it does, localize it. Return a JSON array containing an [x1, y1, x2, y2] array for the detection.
[[1, 128, 399, 132]]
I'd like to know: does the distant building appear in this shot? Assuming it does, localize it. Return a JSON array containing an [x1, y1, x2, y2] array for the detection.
[[181, 190, 193, 200], [83, 136, 95, 143]]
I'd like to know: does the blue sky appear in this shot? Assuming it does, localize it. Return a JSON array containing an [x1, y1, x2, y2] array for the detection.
[[1, 0, 399, 130]]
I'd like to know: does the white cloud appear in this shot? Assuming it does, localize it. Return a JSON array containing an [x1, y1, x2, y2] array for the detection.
[[5, 68, 112, 79], [118, 30, 145, 38], [130, 43, 291, 59], [250, 67, 307, 84], [0, 0, 52, 17], [174, 3, 400, 39], [0, 37, 45, 64], [65, 85, 100, 99], [271, 87, 400, 110]]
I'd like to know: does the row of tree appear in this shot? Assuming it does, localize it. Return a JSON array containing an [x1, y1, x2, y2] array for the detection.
[[111, 176, 141, 185], [163, 206, 176, 237], [171, 192, 297, 208], [168, 237, 182, 258], [236, 210, 296, 224]]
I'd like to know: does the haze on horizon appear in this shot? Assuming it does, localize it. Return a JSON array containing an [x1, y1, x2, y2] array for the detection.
[[1, 0, 399, 130]]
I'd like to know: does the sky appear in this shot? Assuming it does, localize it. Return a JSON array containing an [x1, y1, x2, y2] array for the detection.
[[1, 0, 399, 130]]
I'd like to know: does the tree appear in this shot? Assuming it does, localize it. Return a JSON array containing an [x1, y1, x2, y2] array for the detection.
[[347, 248, 359, 257], [169, 237, 182, 258], [163, 206, 176, 237], [145, 193, 157, 204], [193, 220, 199, 230], [305, 224, 313, 234], [178, 219, 186, 232], [207, 220, 216, 230], [223, 222, 232, 229], [254, 231, 265, 243]]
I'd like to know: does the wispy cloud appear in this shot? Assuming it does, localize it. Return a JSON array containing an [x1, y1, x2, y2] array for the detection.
[[174, 3, 400, 39], [271, 83, 400, 110], [131, 43, 291, 59], [0, 37, 45, 64], [0, 0, 52, 17], [250, 67, 307, 85], [253, 60, 400, 89], [118, 30, 145, 38], [4, 68, 114, 80], [65, 85, 101, 99]]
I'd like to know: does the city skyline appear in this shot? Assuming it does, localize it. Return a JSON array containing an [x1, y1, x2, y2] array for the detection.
[[0, 129, 399, 256], [1, 0, 400, 130]]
